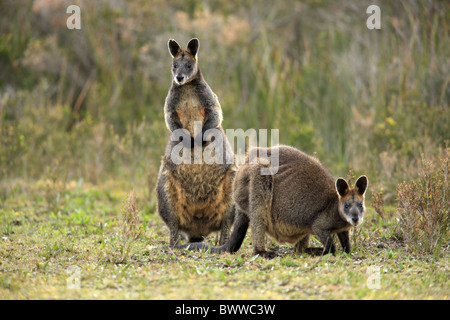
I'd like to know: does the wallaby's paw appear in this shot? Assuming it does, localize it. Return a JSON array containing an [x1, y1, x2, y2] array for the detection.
[[304, 247, 327, 256], [255, 251, 278, 259]]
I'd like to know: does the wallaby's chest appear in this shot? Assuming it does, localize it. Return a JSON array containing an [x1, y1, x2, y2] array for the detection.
[[175, 90, 207, 135]]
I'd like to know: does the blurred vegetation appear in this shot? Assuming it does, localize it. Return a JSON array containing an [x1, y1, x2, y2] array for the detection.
[[396, 148, 449, 257], [0, 0, 449, 207]]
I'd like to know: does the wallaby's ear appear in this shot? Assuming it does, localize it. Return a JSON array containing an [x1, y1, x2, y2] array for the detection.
[[336, 178, 349, 197], [355, 175, 368, 196], [186, 38, 200, 59], [168, 39, 181, 58]]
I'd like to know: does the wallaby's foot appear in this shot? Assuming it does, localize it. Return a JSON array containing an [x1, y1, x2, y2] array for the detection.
[[188, 236, 204, 243], [303, 247, 331, 256], [255, 250, 278, 259]]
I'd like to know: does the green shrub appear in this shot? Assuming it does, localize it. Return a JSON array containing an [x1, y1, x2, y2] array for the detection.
[[396, 147, 449, 256]]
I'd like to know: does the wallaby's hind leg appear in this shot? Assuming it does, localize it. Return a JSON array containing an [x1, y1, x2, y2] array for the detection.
[[313, 228, 336, 255], [156, 171, 180, 246], [248, 167, 275, 259], [159, 204, 180, 245], [188, 235, 204, 243], [248, 203, 270, 257], [294, 234, 311, 254], [296, 235, 326, 256]]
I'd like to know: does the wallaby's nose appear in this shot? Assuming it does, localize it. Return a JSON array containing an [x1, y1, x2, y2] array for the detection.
[[176, 75, 184, 83], [352, 216, 359, 224]]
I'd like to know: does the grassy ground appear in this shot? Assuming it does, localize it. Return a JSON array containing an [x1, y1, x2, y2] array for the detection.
[[1, 0, 448, 301], [1, 179, 448, 300]]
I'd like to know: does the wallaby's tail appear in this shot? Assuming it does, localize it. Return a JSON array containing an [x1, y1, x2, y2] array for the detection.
[[152, 210, 249, 254], [221, 209, 250, 253]]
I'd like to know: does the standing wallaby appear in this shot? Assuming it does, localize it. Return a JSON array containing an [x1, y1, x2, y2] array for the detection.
[[171, 145, 368, 258], [156, 38, 236, 246]]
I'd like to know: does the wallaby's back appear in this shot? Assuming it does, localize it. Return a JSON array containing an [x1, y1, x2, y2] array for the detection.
[[271, 146, 337, 229], [234, 145, 336, 226]]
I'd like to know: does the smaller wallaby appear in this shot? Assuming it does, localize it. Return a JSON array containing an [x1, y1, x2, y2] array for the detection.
[[168, 145, 368, 258], [234, 145, 368, 258]]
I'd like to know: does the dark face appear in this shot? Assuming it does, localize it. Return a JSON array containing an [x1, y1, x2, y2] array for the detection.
[[335, 176, 368, 226], [338, 193, 365, 226], [171, 54, 198, 85], [167, 38, 200, 85]]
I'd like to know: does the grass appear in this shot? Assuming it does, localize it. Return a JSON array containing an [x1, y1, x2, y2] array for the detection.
[[0, 180, 448, 300], [0, 0, 448, 300]]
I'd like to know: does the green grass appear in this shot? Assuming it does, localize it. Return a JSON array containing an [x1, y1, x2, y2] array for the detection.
[[1, 180, 448, 300], [0, 0, 448, 300]]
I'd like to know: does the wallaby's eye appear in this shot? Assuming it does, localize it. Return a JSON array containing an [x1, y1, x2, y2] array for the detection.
[[358, 202, 363, 209], [173, 63, 178, 69], [187, 64, 192, 70], [344, 204, 350, 210]]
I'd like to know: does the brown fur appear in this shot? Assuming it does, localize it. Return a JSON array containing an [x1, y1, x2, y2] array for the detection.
[[162, 157, 235, 240], [156, 38, 235, 245], [233, 145, 368, 258], [173, 87, 208, 136], [161, 145, 368, 257]]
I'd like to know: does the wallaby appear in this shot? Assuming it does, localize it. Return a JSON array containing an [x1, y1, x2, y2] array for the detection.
[[156, 38, 236, 246], [170, 145, 368, 258]]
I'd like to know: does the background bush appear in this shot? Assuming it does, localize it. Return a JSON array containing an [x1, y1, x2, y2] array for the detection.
[[396, 147, 449, 256]]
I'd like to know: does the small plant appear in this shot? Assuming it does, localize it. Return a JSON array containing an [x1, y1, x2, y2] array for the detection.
[[372, 189, 386, 220], [40, 166, 64, 213], [396, 147, 449, 256], [118, 190, 143, 263]]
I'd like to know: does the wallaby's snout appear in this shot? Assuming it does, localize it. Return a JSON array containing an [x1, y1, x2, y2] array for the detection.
[[349, 205, 361, 225], [176, 75, 184, 83], [351, 213, 360, 226]]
